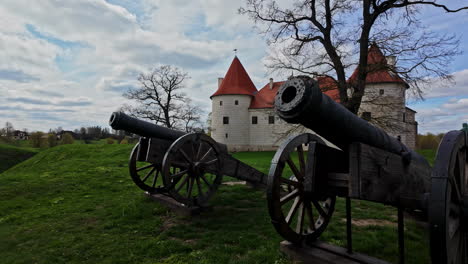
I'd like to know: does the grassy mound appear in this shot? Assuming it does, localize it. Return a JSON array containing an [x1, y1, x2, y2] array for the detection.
[[0, 144, 432, 264], [0, 144, 39, 173]]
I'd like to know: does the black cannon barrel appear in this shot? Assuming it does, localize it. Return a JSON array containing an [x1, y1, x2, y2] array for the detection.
[[109, 112, 185, 141], [275, 77, 417, 159]]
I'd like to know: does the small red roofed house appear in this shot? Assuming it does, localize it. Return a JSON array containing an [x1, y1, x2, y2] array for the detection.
[[210, 45, 417, 151]]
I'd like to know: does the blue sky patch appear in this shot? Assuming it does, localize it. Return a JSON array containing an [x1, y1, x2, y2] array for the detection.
[[0, 69, 39, 83]]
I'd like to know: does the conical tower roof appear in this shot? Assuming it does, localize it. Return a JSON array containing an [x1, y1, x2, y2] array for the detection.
[[211, 56, 257, 98], [348, 44, 408, 88]]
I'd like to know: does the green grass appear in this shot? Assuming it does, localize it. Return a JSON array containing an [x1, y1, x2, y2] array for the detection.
[[0, 143, 39, 173], [0, 145, 437, 264]]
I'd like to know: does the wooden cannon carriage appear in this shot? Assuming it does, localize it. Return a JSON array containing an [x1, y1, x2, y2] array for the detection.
[[268, 76, 467, 264], [109, 112, 266, 207]]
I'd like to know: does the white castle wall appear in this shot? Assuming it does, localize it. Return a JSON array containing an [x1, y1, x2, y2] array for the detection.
[[358, 82, 416, 149], [248, 109, 291, 149], [211, 95, 251, 147]]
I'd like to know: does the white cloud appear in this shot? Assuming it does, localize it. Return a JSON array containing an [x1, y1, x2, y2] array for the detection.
[[422, 69, 468, 98]]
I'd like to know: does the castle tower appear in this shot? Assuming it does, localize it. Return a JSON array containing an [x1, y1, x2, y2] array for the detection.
[[349, 44, 417, 148], [210, 57, 257, 149]]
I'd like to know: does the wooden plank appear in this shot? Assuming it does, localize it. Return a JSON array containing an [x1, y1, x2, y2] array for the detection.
[[145, 138, 172, 164], [348, 143, 431, 209], [348, 143, 361, 199], [144, 192, 212, 216], [221, 154, 267, 187], [280, 240, 391, 264]]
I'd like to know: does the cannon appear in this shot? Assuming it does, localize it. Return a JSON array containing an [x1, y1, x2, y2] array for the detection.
[[109, 112, 266, 207], [268, 77, 467, 263]]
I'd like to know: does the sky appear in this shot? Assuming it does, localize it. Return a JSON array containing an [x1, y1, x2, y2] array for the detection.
[[0, 0, 467, 134]]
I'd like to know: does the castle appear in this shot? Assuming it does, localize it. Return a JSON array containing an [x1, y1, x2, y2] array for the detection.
[[210, 45, 417, 151]]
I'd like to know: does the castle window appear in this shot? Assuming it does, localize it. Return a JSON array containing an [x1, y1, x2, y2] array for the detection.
[[225, 133, 228, 138], [252, 116, 258, 124], [379, 89, 384, 95], [268, 116, 275, 124], [362, 112, 372, 121], [220, 101, 223, 106], [403, 113, 406, 122], [223, 116, 229, 124], [235, 100, 239, 105]]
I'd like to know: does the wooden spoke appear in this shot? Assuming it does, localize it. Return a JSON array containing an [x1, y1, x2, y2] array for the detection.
[[280, 177, 300, 187], [187, 177, 194, 198], [195, 141, 203, 161], [312, 200, 326, 217], [280, 189, 300, 205], [170, 169, 188, 180], [175, 175, 190, 192], [141, 166, 156, 183], [201, 158, 218, 166], [296, 203, 305, 234], [297, 145, 306, 176], [199, 148, 213, 162], [136, 164, 154, 172], [287, 157, 303, 180], [305, 201, 316, 231], [200, 174, 213, 189], [285, 197, 301, 225], [448, 219, 460, 240], [450, 177, 463, 203], [151, 169, 159, 189], [196, 176, 203, 197], [178, 149, 192, 164]]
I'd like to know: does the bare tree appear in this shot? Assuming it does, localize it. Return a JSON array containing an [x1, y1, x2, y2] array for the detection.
[[123, 65, 203, 131], [240, 0, 467, 114], [4, 122, 14, 139]]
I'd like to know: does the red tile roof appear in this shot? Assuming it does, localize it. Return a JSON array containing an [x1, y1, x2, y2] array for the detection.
[[249, 77, 340, 109], [348, 44, 408, 88], [210, 56, 257, 98], [249, 81, 285, 109]]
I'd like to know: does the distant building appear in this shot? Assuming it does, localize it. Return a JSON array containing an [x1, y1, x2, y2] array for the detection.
[[210, 45, 417, 151], [13, 130, 29, 140], [56, 130, 79, 140]]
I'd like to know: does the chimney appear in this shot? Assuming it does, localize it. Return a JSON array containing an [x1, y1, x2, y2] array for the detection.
[[218, 77, 224, 88], [269, 78, 274, 89], [386, 56, 396, 69]]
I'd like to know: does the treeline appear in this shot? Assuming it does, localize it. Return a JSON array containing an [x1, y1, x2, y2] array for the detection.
[[30, 132, 74, 148], [416, 133, 444, 150]]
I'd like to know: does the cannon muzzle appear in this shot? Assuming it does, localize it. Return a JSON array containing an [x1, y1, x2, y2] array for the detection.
[[274, 77, 418, 159], [109, 112, 185, 141]]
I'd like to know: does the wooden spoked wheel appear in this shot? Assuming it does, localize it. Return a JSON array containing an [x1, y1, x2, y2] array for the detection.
[[129, 143, 165, 194], [162, 133, 223, 207], [429, 130, 468, 264], [268, 133, 335, 245]]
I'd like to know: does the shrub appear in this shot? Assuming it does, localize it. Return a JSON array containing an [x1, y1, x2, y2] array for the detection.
[[120, 137, 129, 144], [48, 134, 58, 147], [30, 132, 45, 148], [62, 133, 75, 144], [106, 138, 114, 144]]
